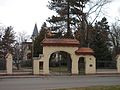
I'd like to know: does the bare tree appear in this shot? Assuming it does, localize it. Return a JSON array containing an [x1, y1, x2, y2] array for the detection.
[[73, 0, 112, 46], [109, 21, 120, 58], [14, 31, 30, 69], [17, 31, 30, 43], [87, 0, 112, 24]]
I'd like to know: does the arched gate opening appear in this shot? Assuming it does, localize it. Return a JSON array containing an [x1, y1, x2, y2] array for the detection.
[[49, 51, 72, 75]]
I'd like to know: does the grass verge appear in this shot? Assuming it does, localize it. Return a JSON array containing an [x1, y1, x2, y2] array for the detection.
[[50, 85, 120, 90]]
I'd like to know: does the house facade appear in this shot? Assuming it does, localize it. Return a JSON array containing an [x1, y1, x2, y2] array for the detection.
[[22, 42, 32, 61]]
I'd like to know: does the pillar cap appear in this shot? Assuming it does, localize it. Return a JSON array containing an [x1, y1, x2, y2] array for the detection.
[[75, 47, 94, 55]]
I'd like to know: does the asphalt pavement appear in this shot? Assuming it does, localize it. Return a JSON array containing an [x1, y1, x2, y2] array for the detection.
[[0, 75, 120, 90]]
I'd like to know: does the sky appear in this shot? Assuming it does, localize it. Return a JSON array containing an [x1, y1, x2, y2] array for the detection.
[[0, 0, 120, 36], [0, 0, 54, 35]]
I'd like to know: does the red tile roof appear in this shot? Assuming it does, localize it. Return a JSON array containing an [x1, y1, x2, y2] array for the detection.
[[75, 47, 94, 55], [42, 38, 80, 47]]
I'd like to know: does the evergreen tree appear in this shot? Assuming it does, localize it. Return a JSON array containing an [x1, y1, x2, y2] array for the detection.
[[90, 17, 112, 68], [2, 26, 15, 56], [0, 34, 3, 59], [0, 33, 5, 70], [33, 22, 47, 56], [47, 0, 93, 45], [47, 0, 76, 38], [47, 0, 111, 46]]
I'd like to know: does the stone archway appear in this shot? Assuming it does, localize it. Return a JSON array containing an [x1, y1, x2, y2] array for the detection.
[[33, 39, 80, 75], [33, 39, 96, 75], [42, 46, 79, 75]]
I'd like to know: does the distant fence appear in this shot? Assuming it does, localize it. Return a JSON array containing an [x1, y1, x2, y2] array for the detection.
[[0, 59, 6, 70], [96, 60, 116, 69]]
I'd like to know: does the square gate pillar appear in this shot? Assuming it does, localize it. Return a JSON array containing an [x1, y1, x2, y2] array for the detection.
[[85, 56, 96, 74], [43, 56, 49, 75], [71, 55, 79, 75], [6, 53, 13, 74], [33, 59, 39, 75]]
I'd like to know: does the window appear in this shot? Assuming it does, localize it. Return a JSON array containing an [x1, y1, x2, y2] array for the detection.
[[27, 53, 32, 59], [28, 45, 31, 50]]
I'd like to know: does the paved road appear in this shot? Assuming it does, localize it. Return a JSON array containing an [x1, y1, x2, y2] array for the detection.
[[0, 76, 120, 90]]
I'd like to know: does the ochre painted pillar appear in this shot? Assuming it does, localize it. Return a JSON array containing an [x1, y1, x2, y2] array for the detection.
[[71, 54, 79, 75], [33, 60, 39, 75], [6, 53, 12, 74], [43, 55, 49, 75], [85, 55, 96, 74]]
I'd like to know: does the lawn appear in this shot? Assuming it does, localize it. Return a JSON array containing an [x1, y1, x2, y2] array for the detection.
[[50, 66, 68, 72], [50, 85, 120, 90]]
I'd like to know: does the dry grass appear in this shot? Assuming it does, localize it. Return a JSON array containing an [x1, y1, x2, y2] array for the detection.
[[50, 85, 120, 90]]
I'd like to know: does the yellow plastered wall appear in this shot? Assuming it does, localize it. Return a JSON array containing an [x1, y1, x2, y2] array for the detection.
[[33, 59, 39, 75], [77, 55, 96, 74], [33, 46, 96, 75], [85, 55, 96, 74]]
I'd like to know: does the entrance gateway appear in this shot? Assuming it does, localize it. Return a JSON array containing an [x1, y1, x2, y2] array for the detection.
[[33, 38, 96, 75]]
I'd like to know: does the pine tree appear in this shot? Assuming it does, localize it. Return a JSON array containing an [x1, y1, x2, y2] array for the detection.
[[0, 34, 5, 70], [33, 22, 47, 56], [0, 26, 15, 70], [90, 17, 112, 68], [2, 26, 15, 56], [47, 0, 111, 46], [47, 0, 91, 44], [47, 0, 76, 38], [0, 34, 3, 59]]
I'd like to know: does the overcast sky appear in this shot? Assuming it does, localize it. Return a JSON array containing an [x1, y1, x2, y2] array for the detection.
[[0, 0, 120, 36]]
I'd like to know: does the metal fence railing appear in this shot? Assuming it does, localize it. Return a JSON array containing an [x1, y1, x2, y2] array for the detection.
[[96, 60, 117, 69]]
